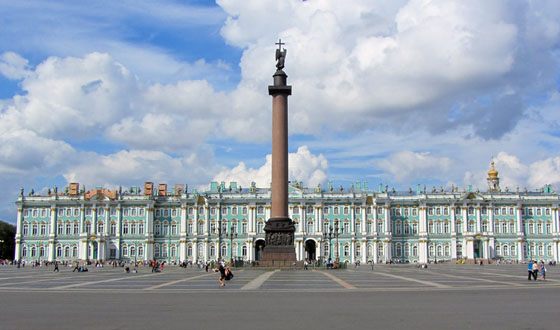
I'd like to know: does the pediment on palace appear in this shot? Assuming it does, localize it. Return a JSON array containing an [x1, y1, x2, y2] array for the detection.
[[85, 189, 117, 200]]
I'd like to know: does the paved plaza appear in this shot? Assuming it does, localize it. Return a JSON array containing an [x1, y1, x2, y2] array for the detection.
[[0, 264, 559, 329]]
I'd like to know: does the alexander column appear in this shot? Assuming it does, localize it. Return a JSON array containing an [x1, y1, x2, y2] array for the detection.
[[260, 40, 297, 267]]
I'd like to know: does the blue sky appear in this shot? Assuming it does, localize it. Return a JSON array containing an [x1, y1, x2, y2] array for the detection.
[[1, 0, 560, 223]]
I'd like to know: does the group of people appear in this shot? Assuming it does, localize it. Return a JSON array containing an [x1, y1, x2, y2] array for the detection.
[[527, 260, 547, 281]]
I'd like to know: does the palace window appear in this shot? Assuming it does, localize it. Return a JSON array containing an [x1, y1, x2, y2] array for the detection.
[[97, 222, 104, 234], [546, 223, 551, 234], [428, 222, 434, 233], [502, 222, 507, 234], [58, 209, 63, 216], [467, 221, 475, 232], [66, 223, 71, 235], [509, 208, 514, 216], [481, 207, 487, 215], [57, 224, 63, 235], [334, 207, 339, 215], [187, 245, 192, 257], [412, 245, 418, 257], [257, 206, 264, 214], [242, 207, 248, 215], [242, 222, 247, 234], [510, 222, 515, 233], [138, 246, 144, 257], [412, 208, 417, 216], [41, 224, 47, 236], [171, 223, 178, 235], [65, 209, 70, 217], [198, 222, 204, 234], [85, 222, 91, 234], [162, 244, 168, 258], [444, 245, 450, 256], [40, 246, 45, 257], [307, 206, 313, 214], [232, 207, 238, 215], [171, 245, 177, 258], [188, 223, 193, 234], [481, 221, 488, 232], [32, 224, 38, 236], [130, 223, 136, 235], [404, 222, 410, 235], [412, 222, 418, 234], [428, 208, 434, 216], [436, 208, 441, 216], [395, 244, 402, 257], [343, 207, 349, 215], [444, 221, 450, 233], [343, 245, 350, 257], [468, 207, 474, 215], [429, 245, 434, 257], [377, 221, 383, 233], [110, 223, 116, 235], [546, 208, 551, 216], [257, 221, 264, 234], [31, 246, 36, 257], [537, 208, 542, 216], [139, 223, 144, 235], [163, 223, 169, 236], [56, 246, 62, 258], [343, 221, 349, 234], [437, 245, 443, 257], [537, 223, 543, 234]]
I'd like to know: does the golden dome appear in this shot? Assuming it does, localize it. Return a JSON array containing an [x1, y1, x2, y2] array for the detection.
[[488, 161, 499, 178]]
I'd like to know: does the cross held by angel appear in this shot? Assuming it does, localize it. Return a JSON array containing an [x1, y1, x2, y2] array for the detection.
[[275, 39, 287, 70]]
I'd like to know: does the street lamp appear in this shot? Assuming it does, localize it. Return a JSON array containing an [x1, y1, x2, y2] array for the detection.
[[0, 239, 4, 259], [323, 222, 339, 267], [227, 225, 237, 265]]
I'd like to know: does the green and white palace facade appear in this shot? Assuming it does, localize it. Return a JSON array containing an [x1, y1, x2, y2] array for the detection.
[[14, 163, 560, 264]]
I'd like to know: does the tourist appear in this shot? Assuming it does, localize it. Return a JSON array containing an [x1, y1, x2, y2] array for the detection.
[[72, 262, 79, 272], [216, 263, 226, 287], [528, 261, 533, 280], [540, 262, 547, 281], [532, 261, 539, 280], [54, 261, 59, 272], [304, 259, 308, 270]]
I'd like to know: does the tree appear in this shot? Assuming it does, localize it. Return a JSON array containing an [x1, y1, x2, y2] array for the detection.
[[0, 221, 16, 260]]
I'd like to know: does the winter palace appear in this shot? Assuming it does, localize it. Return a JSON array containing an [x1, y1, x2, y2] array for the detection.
[[13, 162, 560, 264]]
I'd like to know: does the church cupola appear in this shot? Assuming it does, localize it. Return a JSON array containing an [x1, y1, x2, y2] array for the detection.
[[487, 160, 500, 192]]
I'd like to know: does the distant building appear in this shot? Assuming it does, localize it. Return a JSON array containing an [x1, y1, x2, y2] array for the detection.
[[14, 162, 560, 264]]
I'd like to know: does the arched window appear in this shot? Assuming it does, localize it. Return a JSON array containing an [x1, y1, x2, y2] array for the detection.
[[187, 245, 192, 257], [31, 246, 36, 257], [41, 223, 47, 236], [395, 244, 402, 257], [162, 244, 168, 258], [154, 222, 160, 235], [502, 222, 507, 234], [32, 223, 38, 236], [242, 245, 247, 257], [428, 222, 434, 233], [444, 221, 449, 233], [22, 246, 27, 257], [171, 245, 177, 257], [163, 222, 169, 236], [429, 245, 434, 257], [221, 245, 227, 258], [503, 245, 509, 256], [73, 222, 79, 235], [130, 246, 136, 257], [64, 246, 70, 258], [138, 246, 144, 257], [412, 245, 418, 257], [171, 222, 178, 235], [496, 245, 502, 256], [85, 222, 91, 234], [510, 245, 516, 256], [437, 245, 443, 257], [481, 221, 487, 232], [56, 245, 62, 258], [343, 245, 350, 257], [123, 245, 129, 257], [306, 220, 314, 233], [72, 246, 78, 257], [210, 245, 215, 258], [412, 222, 418, 234], [444, 245, 450, 256], [123, 222, 129, 235], [40, 246, 45, 257], [395, 221, 402, 235], [110, 222, 116, 235], [257, 221, 264, 234], [97, 222, 104, 234]]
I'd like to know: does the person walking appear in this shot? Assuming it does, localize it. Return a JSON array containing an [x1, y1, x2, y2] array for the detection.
[[528, 261, 533, 281], [532, 261, 539, 280], [54, 261, 59, 272], [216, 263, 226, 287], [540, 261, 547, 281]]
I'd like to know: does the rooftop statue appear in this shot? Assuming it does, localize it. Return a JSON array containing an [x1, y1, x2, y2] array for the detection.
[[275, 39, 287, 70]]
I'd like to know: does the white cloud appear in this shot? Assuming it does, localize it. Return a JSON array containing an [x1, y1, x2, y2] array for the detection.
[[528, 157, 560, 188], [212, 146, 328, 188], [63, 148, 218, 189], [0, 51, 30, 80], [377, 151, 452, 183]]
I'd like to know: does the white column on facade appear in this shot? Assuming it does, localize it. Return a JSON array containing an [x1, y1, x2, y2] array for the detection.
[[462, 207, 468, 233], [205, 206, 210, 237], [475, 206, 481, 233], [192, 242, 198, 262], [104, 207, 110, 236], [316, 206, 323, 234], [372, 206, 378, 235], [145, 205, 154, 260], [419, 240, 428, 264], [488, 205, 494, 235], [299, 205, 305, 234], [384, 205, 391, 235], [361, 207, 367, 235], [516, 205, 523, 235], [350, 205, 355, 235], [265, 206, 271, 223], [419, 206, 427, 234], [488, 237, 495, 259], [450, 205, 457, 259], [552, 207, 558, 234], [466, 238, 474, 260], [517, 240, 524, 262], [203, 240, 208, 261], [373, 241, 379, 263], [48, 205, 57, 262], [360, 239, 367, 263], [350, 239, 355, 263], [315, 240, 320, 262], [14, 207, 23, 260], [115, 205, 121, 259], [383, 240, 392, 262], [179, 205, 187, 262], [247, 206, 252, 233]]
